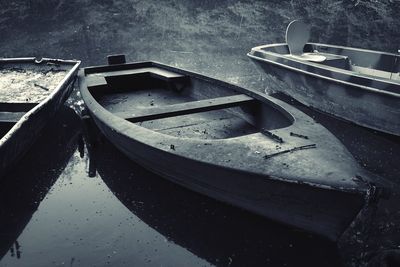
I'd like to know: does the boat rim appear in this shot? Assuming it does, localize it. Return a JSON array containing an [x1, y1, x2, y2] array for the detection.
[[79, 62, 369, 194], [0, 57, 81, 146], [248, 43, 400, 99]]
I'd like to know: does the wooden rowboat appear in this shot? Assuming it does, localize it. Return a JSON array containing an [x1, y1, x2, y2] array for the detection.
[[0, 57, 80, 180], [79, 57, 381, 241], [248, 20, 400, 136]]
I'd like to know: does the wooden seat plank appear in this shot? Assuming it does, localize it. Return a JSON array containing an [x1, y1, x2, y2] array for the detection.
[[102, 67, 185, 79], [114, 94, 255, 123], [0, 111, 26, 123], [86, 67, 188, 91], [89, 67, 186, 84]]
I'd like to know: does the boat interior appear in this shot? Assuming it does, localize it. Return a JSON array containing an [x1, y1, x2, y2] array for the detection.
[[85, 64, 294, 140], [259, 20, 400, 84], [308, 44, 400, 80], [256, 43, 400, 95], [0, 61, 69, 140]]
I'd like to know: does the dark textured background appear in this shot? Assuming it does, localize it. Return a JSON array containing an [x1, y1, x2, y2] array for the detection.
[[1, 0, 399, 85]]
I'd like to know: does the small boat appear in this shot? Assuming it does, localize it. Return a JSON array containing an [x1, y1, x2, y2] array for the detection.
[[0, 57, 80, 179], [79, 55, 382, 241], [248, 20, 400, 136]]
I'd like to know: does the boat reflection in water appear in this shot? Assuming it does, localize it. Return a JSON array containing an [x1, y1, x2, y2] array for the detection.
[[93, 137, 341, 266], [0, 106, 81, 260]]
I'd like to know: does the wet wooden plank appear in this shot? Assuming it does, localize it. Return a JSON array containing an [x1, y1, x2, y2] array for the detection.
[[0, 111, 26, 123], [114, 94, 255, 122]]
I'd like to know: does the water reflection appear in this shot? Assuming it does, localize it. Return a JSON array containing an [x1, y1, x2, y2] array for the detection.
[[94, 138, 341, 266], [0, 106, 80, 260], [0, 149, 212, 266]]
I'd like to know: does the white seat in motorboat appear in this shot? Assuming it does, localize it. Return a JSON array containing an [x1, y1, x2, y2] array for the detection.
[[285, 20, 326, 63], [286, 53, 327, 62]]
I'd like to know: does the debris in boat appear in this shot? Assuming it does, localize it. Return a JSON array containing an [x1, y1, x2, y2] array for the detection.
[[264, 144, 317, 159], [34, 83, 49, 91], [260, 128, 284, 143], [290, 132, 309, 139], [0, 67, 67, 102]]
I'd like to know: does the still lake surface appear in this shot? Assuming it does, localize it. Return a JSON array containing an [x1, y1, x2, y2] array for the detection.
[[1, 1, 400, 266]]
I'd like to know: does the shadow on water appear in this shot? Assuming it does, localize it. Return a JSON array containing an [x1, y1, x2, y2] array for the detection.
[[0, 106, 81, 260], [93, 137, 341, 266]]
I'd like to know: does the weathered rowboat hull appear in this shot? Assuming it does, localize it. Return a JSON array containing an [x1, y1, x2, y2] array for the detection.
[[80, 60, 380, 241], [94, 139, 342, 265], [248, 43, 400, 136], [0, 58, 80, 180], [96, 118, 366, 240]]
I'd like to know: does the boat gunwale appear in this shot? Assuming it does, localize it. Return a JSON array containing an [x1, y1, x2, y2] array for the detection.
[[0, 57, 81, 147], [84, 61, 298, 126], [79, 62, 368, 194], [248, 43, 400, 98]]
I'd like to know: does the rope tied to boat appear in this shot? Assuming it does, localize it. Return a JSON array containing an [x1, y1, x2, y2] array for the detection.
[[263, 144, 316, 160]]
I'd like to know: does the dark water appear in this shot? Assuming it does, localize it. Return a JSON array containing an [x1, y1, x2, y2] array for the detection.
[[1, 1, 400, 266], [0, 105, 342, 267]]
